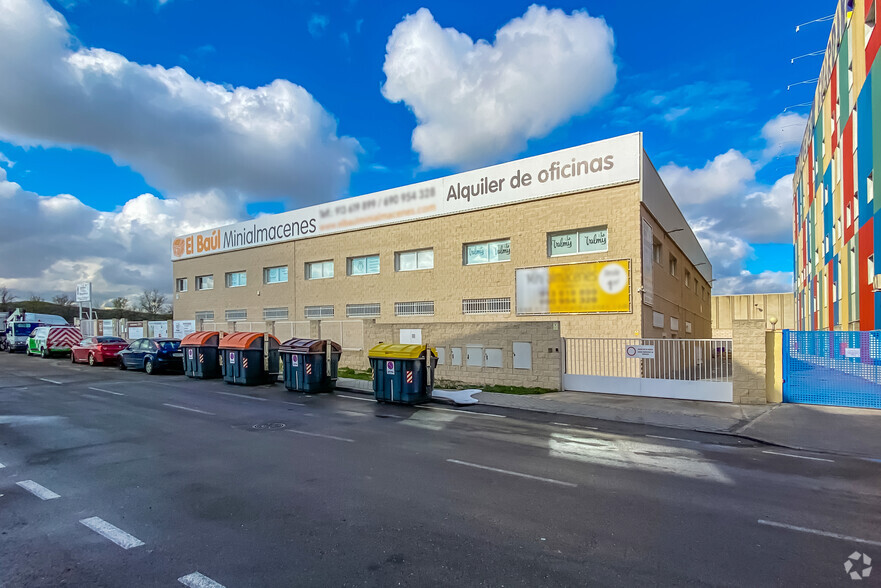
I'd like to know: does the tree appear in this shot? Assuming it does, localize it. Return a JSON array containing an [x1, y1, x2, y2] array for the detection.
[[110, 297, 129, 310], [0, 286, 15, 304], [52, 294, 74, 307], [138, 289, 167, 315], [28, 294, 44, 302]]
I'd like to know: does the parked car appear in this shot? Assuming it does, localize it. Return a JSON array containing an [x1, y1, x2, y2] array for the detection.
[[26, 325, 83, 358], [71, 336, 129, 366], [118, 338, 183, 374]]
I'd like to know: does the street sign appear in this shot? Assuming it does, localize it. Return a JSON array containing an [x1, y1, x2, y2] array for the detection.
[[75, 282, 91, 302], [625, 344, 655, 359], [386, 360, 395, 375]]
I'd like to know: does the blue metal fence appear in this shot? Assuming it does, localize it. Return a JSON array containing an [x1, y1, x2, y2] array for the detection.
[[782, 330, 881, 408]]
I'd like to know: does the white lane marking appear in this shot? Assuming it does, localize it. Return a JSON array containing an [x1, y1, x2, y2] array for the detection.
[[162, 403, 215, 416], [646, 434, 702, 444], [446, 459, 577, 487], [552, 421, 598, 430], [81, 393, 106, 401], [762, 450, 835, 462], [16, 480, 61, 500], [286, 429, 355, 443], [757, 519, 881, 547], [283, 401, 306, 406], [214, 390, 268, 402], [337, 394, 373, 402], [421, 406, 507, 419], [179, 572, 226, 588], [79, 517, 145, 549], [89, 387, 125, 396], [39, 378, 62, 385]]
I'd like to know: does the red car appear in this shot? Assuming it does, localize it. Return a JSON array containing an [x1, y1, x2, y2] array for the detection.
[[71, 336, 129, 366]]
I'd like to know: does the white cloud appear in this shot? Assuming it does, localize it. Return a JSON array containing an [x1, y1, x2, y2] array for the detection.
[[658, 113, 799, 295], [712, 271, 794, 296], [0, 152, 13, 168], [0, 0, 359, 207], [761, 112, 808, 160], [381, 6, 617, 169], [0, 166, 239, 304], [308, 14, 329, 37]]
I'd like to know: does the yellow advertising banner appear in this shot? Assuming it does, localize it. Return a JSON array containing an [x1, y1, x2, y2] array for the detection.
[[547, 260, 631, 314]]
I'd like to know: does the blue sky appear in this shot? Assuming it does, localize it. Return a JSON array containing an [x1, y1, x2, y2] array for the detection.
[[0, 0, 833, 302]]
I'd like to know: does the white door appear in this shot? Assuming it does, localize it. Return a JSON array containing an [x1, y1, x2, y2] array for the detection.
[[450, 347, 462, 366], [513, 342, 532, 369], [400, 328, 422, 344], [484, 348, 503, 368], [466, 345, 483, 367]]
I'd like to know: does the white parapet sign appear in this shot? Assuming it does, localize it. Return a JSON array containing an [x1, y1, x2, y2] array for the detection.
[[625, 344, 655, 359]]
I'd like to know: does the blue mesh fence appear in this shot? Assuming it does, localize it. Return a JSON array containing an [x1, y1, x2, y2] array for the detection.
[[782, 330, 881, 408]]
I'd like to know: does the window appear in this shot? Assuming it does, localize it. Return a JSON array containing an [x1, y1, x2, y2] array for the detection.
[[263, 307, 289, 320], [867, 0, 877, 47], [670, 317, 679, 331], [652, 311, 664, 328], [396, 248, 434, 271], [264, 266, 288, 284], [225, 309, 247, 321], [652, 239, 662, 264], [547, 226, 608, 257], [348, 255, 380, 276], [176, 278, 187, 292], [462, 298, 511, 314], [464, 239, 510, 265], [669, 255, 677, 277], [195, 275, 214, 291], [395, 301, 435, 316], [685, 321, 693, 334], [869, 255, 875, 285], [869, 171, 875, 203], [346, 303, 381, 317], [195, 311, 214, 321], [835, 217, 841, 241], [225, 271, 246, 288], [684, 270, 691, 288], [306, 260, 334, 280], [304, 305, 334, 319]]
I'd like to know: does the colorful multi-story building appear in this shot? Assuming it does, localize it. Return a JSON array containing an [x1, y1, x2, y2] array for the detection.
[[794, 0, 881, 330]]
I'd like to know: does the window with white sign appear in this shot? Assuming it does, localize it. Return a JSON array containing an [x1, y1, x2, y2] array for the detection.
[[225, 271, 246, 288], [195, 275, 214, 291], [464, 239, 510, 265], [306, 260, 334, 280], [176, 278, 187, 292], [264, 266, 288, 284], [547, 226, 608, 257], [395, 248, 434, 271], [348, 255, 380, 276]]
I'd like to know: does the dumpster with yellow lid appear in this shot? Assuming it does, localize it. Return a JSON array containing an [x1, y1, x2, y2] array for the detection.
[[367, 343, 438, 405]]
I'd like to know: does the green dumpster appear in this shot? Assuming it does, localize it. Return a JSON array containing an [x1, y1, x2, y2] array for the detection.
[[280, 338, 342, 393], [181, 331, 224, 379], [219, 332, 280, 385], [368, 343, 437, 405]]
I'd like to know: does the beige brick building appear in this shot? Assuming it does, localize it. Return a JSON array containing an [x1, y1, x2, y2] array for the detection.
[[171, 133, 712, 349]]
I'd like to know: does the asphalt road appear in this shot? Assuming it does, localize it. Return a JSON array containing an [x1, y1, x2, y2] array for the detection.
[[1, 352, 880, 587]]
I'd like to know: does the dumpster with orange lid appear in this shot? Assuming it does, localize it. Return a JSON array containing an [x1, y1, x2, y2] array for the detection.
[[219, 332, 280, 385], [181, 331, 225, 379]]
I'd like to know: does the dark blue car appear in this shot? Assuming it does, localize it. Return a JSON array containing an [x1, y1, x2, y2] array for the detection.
[[118, 338, 183, 375]]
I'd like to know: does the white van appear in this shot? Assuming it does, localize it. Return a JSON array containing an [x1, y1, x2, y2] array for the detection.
[[26, 325, 83, 358], [4, 309, 69, 353]]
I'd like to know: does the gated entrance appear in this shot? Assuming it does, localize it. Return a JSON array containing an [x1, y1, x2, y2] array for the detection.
[[782, 330, 881, 408], [563, 338, 734, 402]]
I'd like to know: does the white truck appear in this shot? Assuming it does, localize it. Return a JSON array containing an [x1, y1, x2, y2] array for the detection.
[[3, 308, 69, 353]]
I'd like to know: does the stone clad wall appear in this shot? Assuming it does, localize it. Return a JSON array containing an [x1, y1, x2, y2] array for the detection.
[[732, 319, 767, 404]]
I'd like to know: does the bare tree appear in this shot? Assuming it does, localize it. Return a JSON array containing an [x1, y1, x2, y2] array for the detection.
[[52, 294, 74, 307], [138, 289, 167, 315], [111, 296, 129, 310], [0, 286, 15, 304], [28, 293, 44, 302]]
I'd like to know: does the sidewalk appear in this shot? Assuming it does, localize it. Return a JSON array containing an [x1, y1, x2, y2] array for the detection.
[[336, 378, 881, 459]]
